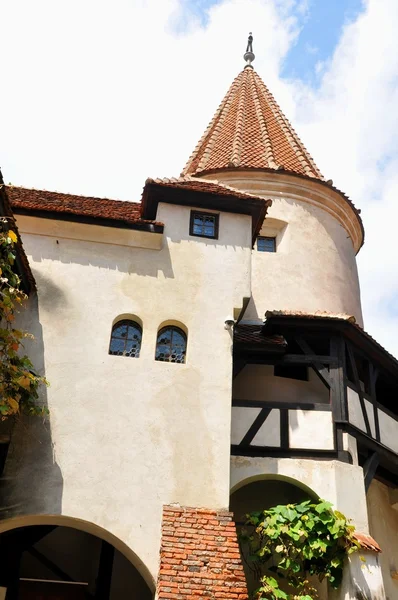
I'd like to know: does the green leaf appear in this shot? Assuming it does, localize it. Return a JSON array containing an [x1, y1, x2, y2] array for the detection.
[[315, 501, 333, 514]]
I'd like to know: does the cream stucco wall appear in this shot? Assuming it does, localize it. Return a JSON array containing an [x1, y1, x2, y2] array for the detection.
[[203, 171, 363, 326], [230, 456, 369, 533], [367, 479, 398, 600], [233, 364, 329, 404], [1, 202, 253, 580]]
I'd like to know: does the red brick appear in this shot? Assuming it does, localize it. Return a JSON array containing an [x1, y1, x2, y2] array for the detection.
[[157, 505, 248, 600]]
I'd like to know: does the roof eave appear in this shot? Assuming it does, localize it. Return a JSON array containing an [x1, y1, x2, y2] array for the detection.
[[262, 313, 398, 378], [190, 167, 365, 252], [141, 182, 270, 245]]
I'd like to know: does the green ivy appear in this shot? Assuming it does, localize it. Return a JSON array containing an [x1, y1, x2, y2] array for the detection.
[[0, 218, 48, 418], [239, 499, 360, 600]]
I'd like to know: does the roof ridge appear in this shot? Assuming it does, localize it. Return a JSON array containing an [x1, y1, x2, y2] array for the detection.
[[253, 71, 323, 179], [230, 71, 247, 167], [250, 69, 278, 170]]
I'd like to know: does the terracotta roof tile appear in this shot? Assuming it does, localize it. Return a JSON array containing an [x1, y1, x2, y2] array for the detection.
[[5, 186, 162, 227], [182, 67, 323, 180], [353, 532, 381, 553], [264, 309, 357, 323], [145, 176, 272, 205], [234, 324, 287, 348]]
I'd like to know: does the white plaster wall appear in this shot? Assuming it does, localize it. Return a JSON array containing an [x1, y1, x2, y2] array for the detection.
[[329, 552, 386, 600], [230, 456, 369, 533], [233, 364, 329, 404], [378, 410, 398, 454], [288, 410, 334, 450], [203, 171, 363, 326], [347, 386, 376, 437], [230, 407, 280, 447], [2, 202, 253, 580], [252, 409, 280, 447], [367, 479, 398, 600]]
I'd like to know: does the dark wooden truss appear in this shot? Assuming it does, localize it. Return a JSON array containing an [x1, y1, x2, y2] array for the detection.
[[232, 314, 398, 489]]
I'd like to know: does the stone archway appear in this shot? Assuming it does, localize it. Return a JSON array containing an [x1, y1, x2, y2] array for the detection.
[[0, 516, 154, 600], [230, 475, 319, 597]]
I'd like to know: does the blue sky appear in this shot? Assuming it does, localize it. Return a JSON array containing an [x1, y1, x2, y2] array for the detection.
[[1, 0, 398, 357], [281, 0, 365, 84], [185, 0, 365, 85]]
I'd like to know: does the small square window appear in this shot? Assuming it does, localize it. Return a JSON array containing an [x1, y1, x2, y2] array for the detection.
[[190, 211, 219, 239], [257, 236, 276, 252]]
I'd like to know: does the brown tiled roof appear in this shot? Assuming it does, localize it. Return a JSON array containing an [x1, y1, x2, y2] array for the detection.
[[144, 176, 272, 204], [182, 67, 323, 180], [264, 310, 357, 323], [5, 186, 162, 227], [353, 532, 381, 553], [234, 324, 287, 348]]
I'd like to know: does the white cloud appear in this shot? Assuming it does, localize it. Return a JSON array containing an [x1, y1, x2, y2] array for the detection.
[[1, 0, 397, 356], [290, 0, 398, 356]]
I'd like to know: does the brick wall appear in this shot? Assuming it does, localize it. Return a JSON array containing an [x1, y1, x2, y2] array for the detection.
[[157, 505, 248, 600]]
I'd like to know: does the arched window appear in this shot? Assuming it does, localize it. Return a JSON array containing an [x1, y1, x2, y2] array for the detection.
[[155, 326, 187, 364], [109, 320, 142, 358]]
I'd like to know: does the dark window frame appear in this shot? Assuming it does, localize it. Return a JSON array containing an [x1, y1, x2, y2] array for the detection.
[[155, 326, 187, 364], [257, 236, 276, 252], [274, 364, 308, 382], [109, 319, 143, 358], [189, 210, 219, 240]]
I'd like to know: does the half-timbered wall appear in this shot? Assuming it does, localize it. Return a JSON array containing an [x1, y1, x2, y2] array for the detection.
[[232, 364, 333, 453]]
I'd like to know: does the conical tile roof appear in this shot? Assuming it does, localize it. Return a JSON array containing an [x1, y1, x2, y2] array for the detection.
[[182, 66, 323, 180]]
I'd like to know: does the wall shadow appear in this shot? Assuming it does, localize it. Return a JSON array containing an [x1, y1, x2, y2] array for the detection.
[[24, 231, 175, 279], [0, 293, 63, 519]]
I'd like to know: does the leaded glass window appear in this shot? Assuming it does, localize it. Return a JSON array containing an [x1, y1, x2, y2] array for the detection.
[[109, 320, 142, 358], [257, 236, 276, 252], [155, 326, 187, 364], [190, 211, 219, 239]]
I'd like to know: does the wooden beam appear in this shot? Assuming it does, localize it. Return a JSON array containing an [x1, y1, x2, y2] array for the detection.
[[363, 452, 379, 492], [329, 337, 347, 421], [27, 546, 75, 583], [240, 408, 271, 447], [346, 343, 372, 436], [344, 424, 398, 476], [233, 359, 246, 380], [95, 541, 114, 600], [276, 354, 336, 365], [234, 353, 337, 365], [280, 410, 289, 449], [296, 336, 331, 388], [233, 399, 331, 411], [369, 363, 381, 442]]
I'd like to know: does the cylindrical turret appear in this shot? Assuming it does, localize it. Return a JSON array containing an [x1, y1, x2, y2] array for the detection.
[[202, 169, 364, 326]]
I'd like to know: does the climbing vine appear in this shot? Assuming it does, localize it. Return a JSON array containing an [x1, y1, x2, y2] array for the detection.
[[0, 218, 48, 418], [239, 499, 360, 600]]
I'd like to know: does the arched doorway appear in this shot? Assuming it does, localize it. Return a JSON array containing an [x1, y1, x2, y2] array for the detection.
[[0, 520, 153, 600], [230, 476, 318, 596]]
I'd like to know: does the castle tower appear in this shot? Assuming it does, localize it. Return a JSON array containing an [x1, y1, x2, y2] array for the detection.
[[182, 44, 364, 327], [0, 35, 397, 600]]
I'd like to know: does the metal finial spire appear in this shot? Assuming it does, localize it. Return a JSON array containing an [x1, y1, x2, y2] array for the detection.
[[243, 32, 255, 68]]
